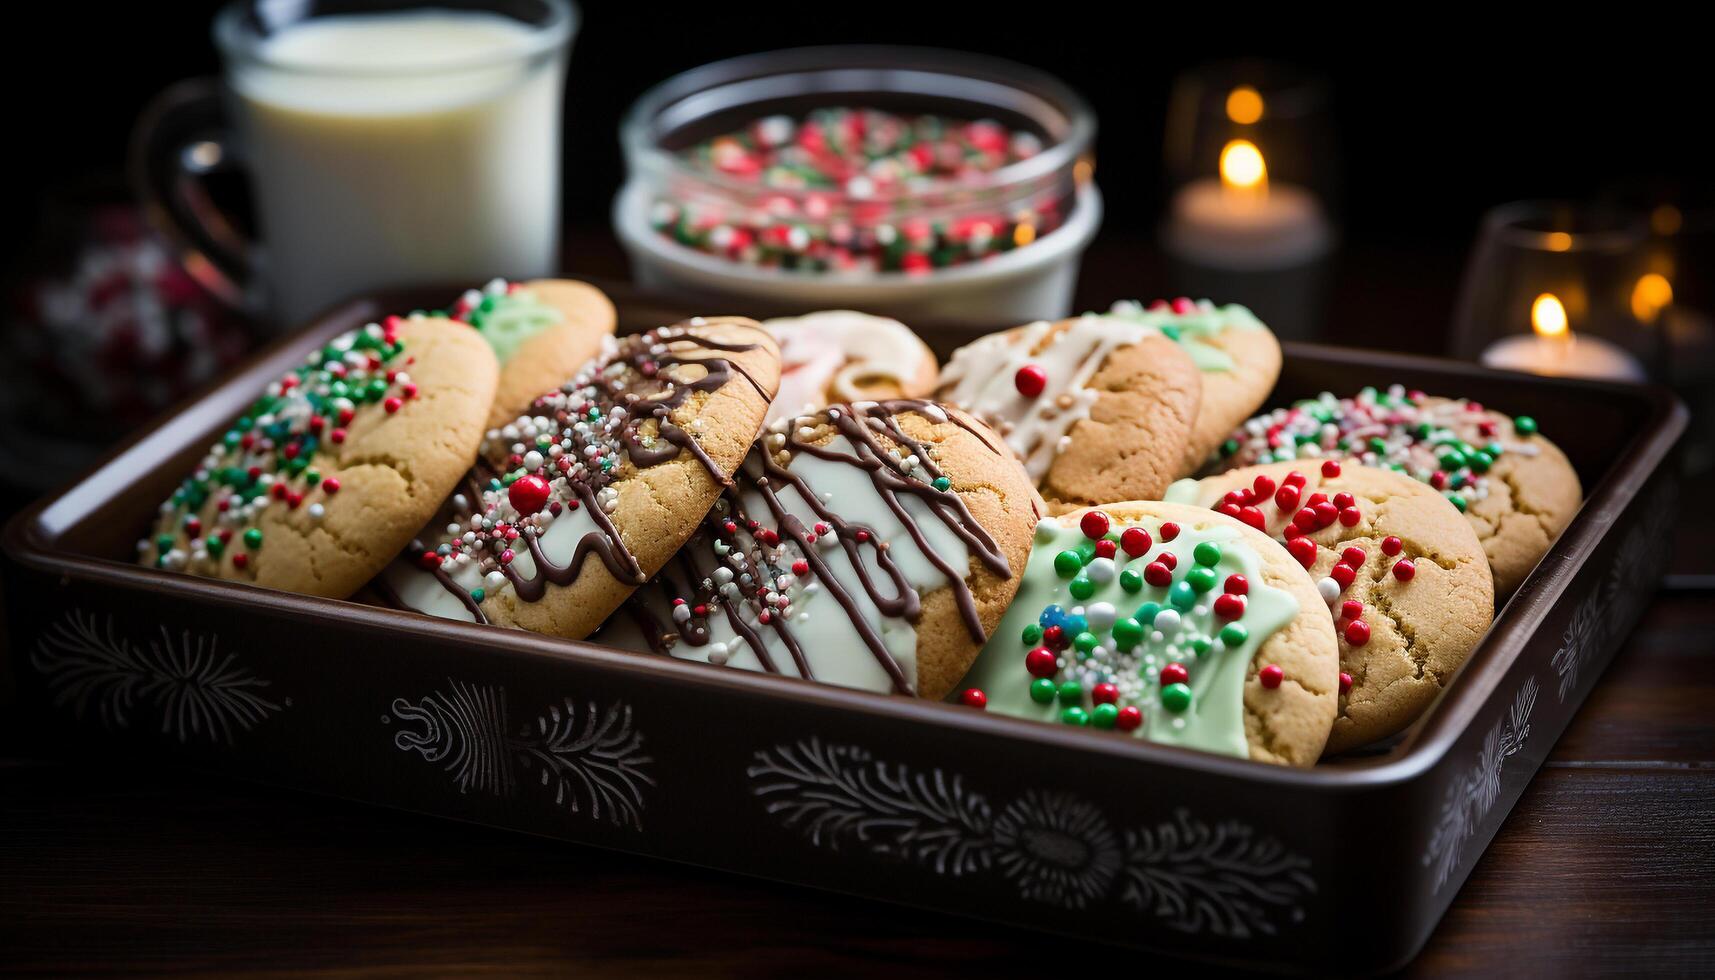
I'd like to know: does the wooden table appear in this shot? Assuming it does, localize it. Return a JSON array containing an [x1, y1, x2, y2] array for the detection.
[[3, 580, 1711, 976]]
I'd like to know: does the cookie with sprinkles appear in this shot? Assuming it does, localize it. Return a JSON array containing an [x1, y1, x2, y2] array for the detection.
[[955, 501, 1339, 766], [432, 277, 617, 428], [373, 317, 781, 639], [1166, 460, 1494, 753], [138, 316, 499, 599], [759, 311, 939, 425], [1104, 298, 1282, 474], [598, 400, 1041, 700], [936, 314, 1202, 511], [1208, 386, 1581, 593]]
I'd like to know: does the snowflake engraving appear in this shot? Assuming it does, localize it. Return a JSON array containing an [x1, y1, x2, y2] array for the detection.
[[747, 738, 1314, 932], [31, 608, 284, 744], [390, 680, 654, 829], [1423, 676, 1539, 892]]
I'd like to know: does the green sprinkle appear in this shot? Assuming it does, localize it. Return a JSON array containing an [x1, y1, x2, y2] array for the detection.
[[1061, 706, 1089, 726], [1069, 577, 1095, 600], [1030, 678, 1057, 704], [1221, 439, 1239, 457], [1470, 451, 1494, 473], [1449, 493, 1468, 513], [1058, 680, 1084, 703], [1135, 601, 1162, 623], [1054, 550, 1083, 579], [1220, 622, 1249, 647], [1514, 415, 1537, 436], [1161, 683, 1192, 712], [1186, 567, 1218, 593], [1191, 635, 1213, 656], [155, 534, 175, 552], [1074, 631, 1099, 654], [470, 588, 486, 603], [1120, 568, 1144, 593], [242, 528, 263, 549], [1075, 541, 1097, 564], [1091, 703, 1119, 729], [1169, 581, 1197, 611], [1439, 449, 1467, 471], [1370, 436, 1389, 454], [1113, 618, 1143, 649], [205, 537, 224, 557], [1193, 541, 1222, 567], [931, 476, 952, 492], [1022, 623, 1043, 645]]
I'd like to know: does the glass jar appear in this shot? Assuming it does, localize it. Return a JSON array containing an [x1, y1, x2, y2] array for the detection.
[[614, 46, 1100, 324]]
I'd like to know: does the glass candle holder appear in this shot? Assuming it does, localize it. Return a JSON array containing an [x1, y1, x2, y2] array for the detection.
[[1159, 60, 1336, 339], [1451, 201, 1660, 384], [614, 46, 1100, 324]]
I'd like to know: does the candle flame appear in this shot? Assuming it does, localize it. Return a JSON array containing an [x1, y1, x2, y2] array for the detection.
[[1532, 293, 1569, 339], [1544, 231, 1573, 252], [1631, 273, 1673, 323], [1220, 139, 1268, 193], [1226, 86, 1264, 125]]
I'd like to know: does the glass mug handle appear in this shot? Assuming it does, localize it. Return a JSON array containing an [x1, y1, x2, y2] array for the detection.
[[128, 78, 259, 313]]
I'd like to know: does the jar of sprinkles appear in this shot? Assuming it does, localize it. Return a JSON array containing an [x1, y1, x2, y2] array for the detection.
[[615, 47, 1100, 323]]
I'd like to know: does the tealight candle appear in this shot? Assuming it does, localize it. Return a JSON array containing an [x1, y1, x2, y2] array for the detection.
[[1480, 293, 1648, 382], [1164, 139, 1332, 270]]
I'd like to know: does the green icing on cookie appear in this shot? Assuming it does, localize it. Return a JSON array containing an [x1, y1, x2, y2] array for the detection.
[[958, 515, 1297, 759], [459, 284, 564, 363], [1102, 300, 1266, 373]]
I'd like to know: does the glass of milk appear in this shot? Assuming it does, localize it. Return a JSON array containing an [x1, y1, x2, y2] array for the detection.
[[132, 0, 577, 326]]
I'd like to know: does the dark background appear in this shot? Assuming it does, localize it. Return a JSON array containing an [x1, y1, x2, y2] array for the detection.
[[6, 5, 1706, 279]]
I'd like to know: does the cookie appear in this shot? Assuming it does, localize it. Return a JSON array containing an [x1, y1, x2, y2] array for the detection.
[[434, 278, 618, 428], [1208, 386, 1581, 594], [598, 400, 1041, 699], [1166, 460, 1495, 753], [139, 315, 499, 599], [372, 318, 781, 639], [1105, 298, 1281, 474], [937, 315, 1202, 511], [955, 501, 1339, 766], [760, 310, 939, 424]]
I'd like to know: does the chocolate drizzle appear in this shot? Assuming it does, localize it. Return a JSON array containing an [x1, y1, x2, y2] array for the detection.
[[623, 400, 1011, 695], [393, 323, 768, 618]]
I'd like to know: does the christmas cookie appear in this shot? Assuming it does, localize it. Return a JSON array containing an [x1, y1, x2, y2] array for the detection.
[[955, 502, 1340, 767], [1208, 386, 1581, 594], [760, 310, 939, 424], [599, 400, 1040, 699], [937, 315, 1202, 511], [138, 315, 499, 599], [434, 278, 618, 428], [372, 318, 781, 639], [1166, 461, 1495, 753], [1105, 298, 1281, 474]]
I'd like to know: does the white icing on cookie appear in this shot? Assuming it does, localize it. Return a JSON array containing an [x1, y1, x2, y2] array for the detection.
[[938, 315, 1157, 481], [761, 310, 926, 423]]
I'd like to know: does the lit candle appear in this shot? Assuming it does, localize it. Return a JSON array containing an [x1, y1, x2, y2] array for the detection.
[[1480, 292, 1648, 382], [1163, 134, 1331, 270]]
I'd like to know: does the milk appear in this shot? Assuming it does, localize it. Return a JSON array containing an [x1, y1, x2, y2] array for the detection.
[[230, 11, 565, 323]]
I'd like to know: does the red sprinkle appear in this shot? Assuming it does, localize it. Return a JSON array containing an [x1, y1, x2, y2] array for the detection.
[[1224, 574, 1248, 595], [1238, 506, 1268, 531], [1287, 536, 1317, 568], [1275, 486, 1301, 511], [1160, 662, 1189, 686], [1159, 552, 1178, 570], [232, 553, 249, 570], [1116, 706, 1143, 731], [1341, 546, 1367, 566], [1382, 536, 1403, 556], [1339, 507, 1362, 527], [1092, 683, 1119, 705], [1341, 599, 1364, 620], [1025, 648, 1058, 677], [419, 551, 441, 569], [1344, 619, 1371, 646], [1330, 563, 1357, 590], [1094, 539, 1117, 560], [1393, 558, 1417, 582], [507, 475, 551, 516], [1259, 664, 1284, 689], [959, 688, 988, 709], [1080, 510, 1110, 540], [1144, 561, 1173, 587], [1322, 460, 1342, 478], [1284, 470, 1308, 488], [383, 396, 403, 413], [1339, 672, 1354, 694], [322, 478, 341, 495], [1120, 527, 1152, 557], [1042, 625, 1066, 649], [1252, 474, 1277, 499], [1014, 364, 1048, 398], [1214, 593, 1247, 619], [1159, 522, 1180, 542]]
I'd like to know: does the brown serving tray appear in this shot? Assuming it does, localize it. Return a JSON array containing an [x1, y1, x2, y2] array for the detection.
[[2, 288, 1686, 974]]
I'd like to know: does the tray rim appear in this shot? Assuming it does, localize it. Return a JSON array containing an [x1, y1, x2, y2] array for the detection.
[[2, 290, 1689, 793]]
